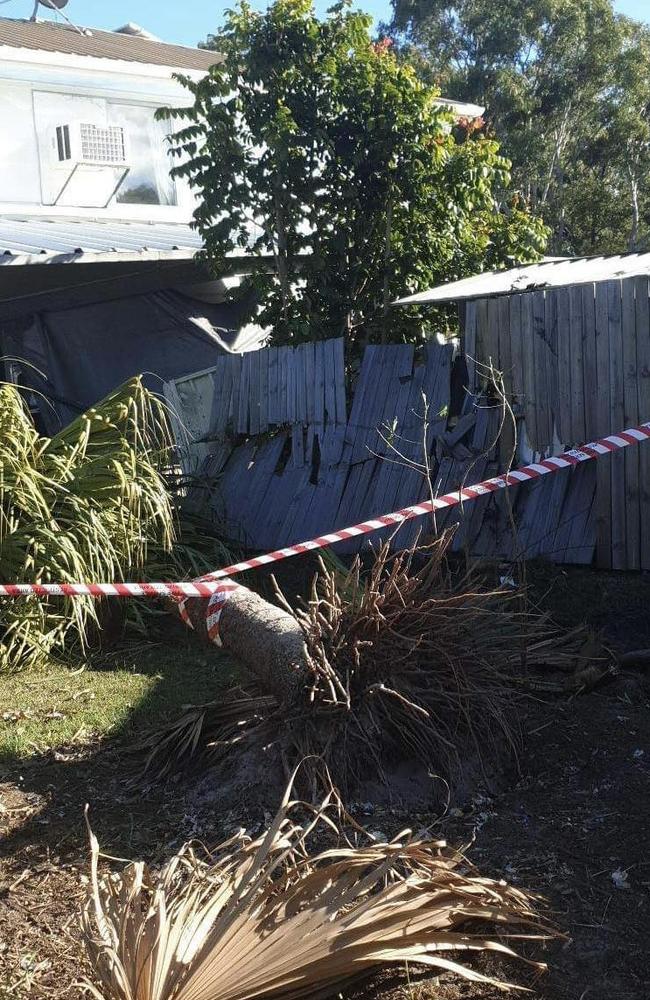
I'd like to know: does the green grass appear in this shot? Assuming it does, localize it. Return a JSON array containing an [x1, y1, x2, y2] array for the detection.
[[0, 636, 240, 761]]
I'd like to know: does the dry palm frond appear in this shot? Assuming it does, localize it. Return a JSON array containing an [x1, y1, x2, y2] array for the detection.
[[82, 774, 552, 1000], [138, 690, 277, 779]]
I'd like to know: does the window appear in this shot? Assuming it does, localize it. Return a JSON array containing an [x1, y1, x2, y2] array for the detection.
[[33, 92, 176, 208], [109, 104, 176, 206]]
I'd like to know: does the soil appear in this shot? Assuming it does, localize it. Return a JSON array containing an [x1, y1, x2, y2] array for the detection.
[[1, 564, 650, 1000]]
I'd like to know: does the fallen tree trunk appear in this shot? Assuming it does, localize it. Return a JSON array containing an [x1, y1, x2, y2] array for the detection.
[[150, 535, 606, 797], [182, 587, 310, 706]]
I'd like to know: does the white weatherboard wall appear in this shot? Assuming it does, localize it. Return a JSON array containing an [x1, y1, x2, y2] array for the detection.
[[0, 46, 198, 224], [1, 82, 42, 206]]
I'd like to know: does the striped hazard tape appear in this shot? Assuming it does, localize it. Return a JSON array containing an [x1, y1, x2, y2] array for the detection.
[[1, 419, 649, 601], [177, 579, 243, 645]]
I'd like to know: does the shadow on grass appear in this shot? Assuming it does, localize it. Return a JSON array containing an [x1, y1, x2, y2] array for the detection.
[[0, 616, 243, 870], [0, 556, 324, 877]]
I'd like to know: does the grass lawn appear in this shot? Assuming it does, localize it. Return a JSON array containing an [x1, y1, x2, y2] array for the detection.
[[0, 627, 240, 762], [0, 625, 243, 1000]]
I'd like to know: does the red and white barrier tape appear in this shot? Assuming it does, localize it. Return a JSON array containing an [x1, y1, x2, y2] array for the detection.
[[1, 419, 649, 600], [177, 580, 243, 644]]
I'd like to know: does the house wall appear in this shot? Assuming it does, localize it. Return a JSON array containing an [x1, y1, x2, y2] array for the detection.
[[0, 47, 198, 223], [2, 82, 42, 205]]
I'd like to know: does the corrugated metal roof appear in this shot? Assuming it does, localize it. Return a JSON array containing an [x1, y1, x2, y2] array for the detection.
[[395, 252, 650, 304], [0, 218, 203, 260], [436, 97, 485, 118], [0, 18, 219, 71]]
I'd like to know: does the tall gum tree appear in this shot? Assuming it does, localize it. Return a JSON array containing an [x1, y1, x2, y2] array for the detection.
[[388, 0, 650, 255]]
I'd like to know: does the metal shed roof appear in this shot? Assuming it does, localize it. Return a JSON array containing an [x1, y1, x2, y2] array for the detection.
[[0, 18, 219, 71], [395, 252, 650, 305], [0, 218, 203, 262]]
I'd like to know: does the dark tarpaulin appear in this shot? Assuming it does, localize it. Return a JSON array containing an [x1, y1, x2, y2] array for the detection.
[[0, 289, 257, 434]]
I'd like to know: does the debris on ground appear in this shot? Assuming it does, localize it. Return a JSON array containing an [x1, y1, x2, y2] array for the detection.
[[147, 532, 605, 801], [81, 771, 551, 1000]]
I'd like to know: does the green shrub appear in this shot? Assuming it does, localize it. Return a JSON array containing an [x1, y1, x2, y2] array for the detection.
[[0, 378, 175, 671]]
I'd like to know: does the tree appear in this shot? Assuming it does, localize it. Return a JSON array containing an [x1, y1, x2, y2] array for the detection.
[[164, 0, 547, 348], [387, 0, 650, 255], [598, 19, 650, 251]]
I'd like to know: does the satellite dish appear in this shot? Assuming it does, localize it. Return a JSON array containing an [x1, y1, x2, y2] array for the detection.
[[38, 0, 70, 9]]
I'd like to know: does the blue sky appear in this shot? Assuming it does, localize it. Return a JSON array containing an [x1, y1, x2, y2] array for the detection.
[[16, 0, 650, 47]]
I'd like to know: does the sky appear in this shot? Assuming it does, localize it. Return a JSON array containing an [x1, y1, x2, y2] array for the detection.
[[11, 0, 650, 47]]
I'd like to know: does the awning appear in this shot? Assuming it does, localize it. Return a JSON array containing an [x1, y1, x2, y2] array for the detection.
[[394, 252, 650, 304]]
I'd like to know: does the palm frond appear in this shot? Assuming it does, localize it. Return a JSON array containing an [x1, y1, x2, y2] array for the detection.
[[0, 378, 176, 671], [138, 690, 277, 778], [82, 774, 553, 1000]]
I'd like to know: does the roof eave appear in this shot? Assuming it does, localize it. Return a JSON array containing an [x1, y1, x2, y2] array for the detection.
[[0, 247, 199, 267], [0, 248, 274, 273], [0, 43, 211, 80]]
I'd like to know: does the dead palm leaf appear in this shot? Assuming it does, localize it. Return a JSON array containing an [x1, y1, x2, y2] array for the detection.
[[137, 691, 277, 778], [82, 772, 553, 1000]]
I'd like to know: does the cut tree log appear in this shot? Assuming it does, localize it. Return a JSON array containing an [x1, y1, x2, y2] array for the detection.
[[182, 587, 310, 706]]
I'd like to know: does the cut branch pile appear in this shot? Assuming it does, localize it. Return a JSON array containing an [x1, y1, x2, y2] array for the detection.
[[81, 774, 552, 1000], [142, 531, 600, 793]]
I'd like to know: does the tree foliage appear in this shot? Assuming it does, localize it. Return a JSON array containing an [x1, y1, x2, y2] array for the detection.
[[165, 0, 547, 347], [389, 0, 650, 255]]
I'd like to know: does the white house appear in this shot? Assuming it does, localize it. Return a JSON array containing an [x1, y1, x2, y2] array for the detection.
[[0, 15, 215, 223], [0, 10, 484, 432], [0, 12, 264, 432]]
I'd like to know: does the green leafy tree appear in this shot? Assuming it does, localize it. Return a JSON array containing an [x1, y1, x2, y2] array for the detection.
[[166, 0, 547, 347], [598, 19, 650, 251], [387, 0, 638, 254]]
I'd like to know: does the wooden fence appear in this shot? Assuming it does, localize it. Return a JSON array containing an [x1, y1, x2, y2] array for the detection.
[[464, 275, 650, 570], [165, 329, 612, 567], [166, 339, 458, 554]]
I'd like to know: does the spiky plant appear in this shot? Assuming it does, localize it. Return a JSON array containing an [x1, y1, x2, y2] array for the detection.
[[81, 774, 552, 1000], [0, 378, 176, 671], [287, 536, 567, 788]]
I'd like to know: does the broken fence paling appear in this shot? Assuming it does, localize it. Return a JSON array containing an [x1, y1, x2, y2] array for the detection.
[[1, 419, 649, 601]]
